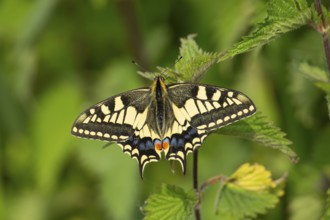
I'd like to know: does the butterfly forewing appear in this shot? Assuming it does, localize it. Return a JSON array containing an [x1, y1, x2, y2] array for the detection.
[[167, 84, 256, 132]]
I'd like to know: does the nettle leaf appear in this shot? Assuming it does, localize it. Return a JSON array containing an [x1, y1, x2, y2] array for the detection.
[[143, 184, 197, 220], [175, 34, 218, 82], [218, 0, 311, 61], [216, 163, 285, 219], [138, 35, 217, 83], [216, 112, 298, 163]]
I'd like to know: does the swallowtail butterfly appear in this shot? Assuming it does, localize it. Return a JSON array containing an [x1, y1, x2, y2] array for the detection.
[[71, 76, 256, 177]]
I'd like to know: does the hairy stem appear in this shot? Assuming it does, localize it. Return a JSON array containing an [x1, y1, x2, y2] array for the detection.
[[315, 0, 330, 80], [193, 150, 201, 220]]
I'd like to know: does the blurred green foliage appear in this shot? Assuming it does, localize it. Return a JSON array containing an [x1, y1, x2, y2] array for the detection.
[[1, 0, 330, 219]]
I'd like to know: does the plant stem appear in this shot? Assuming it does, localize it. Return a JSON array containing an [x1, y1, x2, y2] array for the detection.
[[315, 0, 330, 80], [193, 149, 201, 220]]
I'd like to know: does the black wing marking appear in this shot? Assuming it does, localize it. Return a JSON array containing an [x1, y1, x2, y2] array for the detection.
[[165, 83, 256, 173]]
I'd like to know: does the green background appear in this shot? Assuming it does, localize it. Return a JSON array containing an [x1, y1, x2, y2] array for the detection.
[[0, 0, 329, 219]]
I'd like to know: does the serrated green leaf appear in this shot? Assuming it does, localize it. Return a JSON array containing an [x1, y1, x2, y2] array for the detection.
[[218, 0, 311, 62], [216, 163, 284, 219], [216, 112, 298, 163], [175, 34, 218, 83], [137, 35, 217, 83], [218, 184, 279, 219], [143, 184, 197, 220], [321, 189, 330, 220]]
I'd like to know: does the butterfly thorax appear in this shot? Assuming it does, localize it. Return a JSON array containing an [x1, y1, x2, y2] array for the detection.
[[150, 76, 173, 138]]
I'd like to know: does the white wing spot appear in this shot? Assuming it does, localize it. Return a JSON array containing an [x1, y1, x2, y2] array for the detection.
[[197, 86, 208, 100], [213, 102, 221, 108], [231, 114, 237, 119], [79, 129, 84, 134], [96, 117, 102, 123], [136, 108, 148, 130], [73, 127, 78, 133], [91, 114, 97, 122], [103, 115, 110, 122], [208, 122, 216, 127], [110, 112, 118, 123], [237, 111, 243, 116], [243, 109, 249, 114], [177, 151, 185, 160], [185, 143, 193, 151], [205, 101, 214, 111], [232, 98, 242, 105], [111, 135, 118, 140], [201, 135, 207, 142], [172, 104, 186, 125], [193, 137, 200, 144], [140, 155, 148, 164], [228, 91, 234, 97], [101, 105, 110, 115], [217, 119, 223, 124], [97, 132, 103, 137], [83, 117, 90, 124], [116, 110, 125, 124], [172, 121, 180, 134], [179, 107, 191, 121], [185, 99, 199, 117], [124, 145, 132, 151], [124, 106, 137, 125], [84, 130, 89, 135], [249, 105, 255, 111], [142, 125, 151, 138], [90, 131, 96, 136], [104, 133, 110, 138], [226, 98, 234, 105], [197, 125, 207, 129], [223, 102, 228, 108], [224, 116, 230, 121], [132, 148, 139, 156], [196, 100, 207, 113], [212, 90, 221, 101], [197, 129, 206, 134], [89, 108, 95, 114], [114, 96, 124, 111]]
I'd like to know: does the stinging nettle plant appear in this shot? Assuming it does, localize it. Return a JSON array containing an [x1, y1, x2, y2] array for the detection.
[[142, 0, 330, 219]]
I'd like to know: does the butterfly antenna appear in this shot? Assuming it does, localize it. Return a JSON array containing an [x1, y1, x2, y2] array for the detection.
[[174, 56, 183, 82], [132, 60, 158, 79], [132, 60, 149, 72]]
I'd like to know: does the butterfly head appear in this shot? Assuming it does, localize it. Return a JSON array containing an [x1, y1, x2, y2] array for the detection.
[[151, 75, 168, 97]]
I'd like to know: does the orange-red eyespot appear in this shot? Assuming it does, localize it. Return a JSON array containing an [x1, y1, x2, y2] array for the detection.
[[154, 140, 162, 151], [162, 138, 170, 150]]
